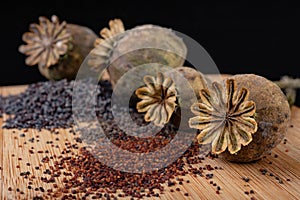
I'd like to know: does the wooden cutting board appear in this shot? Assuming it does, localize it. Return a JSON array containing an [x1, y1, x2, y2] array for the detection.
[[1, 84, 300, 200]]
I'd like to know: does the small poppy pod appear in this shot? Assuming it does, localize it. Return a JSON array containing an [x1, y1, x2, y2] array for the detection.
[[19, 15, 98, 80]]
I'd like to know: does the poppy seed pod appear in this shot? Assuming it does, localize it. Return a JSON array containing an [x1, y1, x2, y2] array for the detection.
[[19, 15, 98, 80]]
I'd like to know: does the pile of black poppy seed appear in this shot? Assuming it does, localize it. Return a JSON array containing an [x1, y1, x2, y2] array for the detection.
[[1, 79, 111, 130]]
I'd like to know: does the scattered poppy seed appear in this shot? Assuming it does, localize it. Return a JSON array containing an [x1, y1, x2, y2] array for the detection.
[[2, 79, 229, 199], [242, 177, 250, 182]]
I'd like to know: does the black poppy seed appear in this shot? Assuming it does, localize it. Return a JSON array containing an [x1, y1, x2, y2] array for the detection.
[[250, 190, 254, 194], [244, 191, 249, 195], [167, 181, 175, 187], [259, 168, 268, 175], [242, 177, 250, 182], [217, 186, 221, 190], [33, 196, 44, 200]]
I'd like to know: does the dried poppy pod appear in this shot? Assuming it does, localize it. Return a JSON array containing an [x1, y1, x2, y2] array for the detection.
[[89, 19, 187, 86], [135, 67, 210, 128], [135, 72, 177, 127], [189, 74, 291, 163], [19, 15, 97, 80], [220, 74, 291, 162]]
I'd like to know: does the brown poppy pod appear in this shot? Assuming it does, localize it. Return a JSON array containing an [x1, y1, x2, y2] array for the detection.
[[220, 74, 291, 162], [19, 15, 98, 80]]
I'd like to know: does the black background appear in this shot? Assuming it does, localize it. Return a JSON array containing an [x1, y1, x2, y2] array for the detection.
[[0, 0, 299, 105]]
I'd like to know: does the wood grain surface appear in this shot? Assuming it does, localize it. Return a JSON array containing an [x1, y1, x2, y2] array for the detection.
[[0, 84, 300, 200]]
